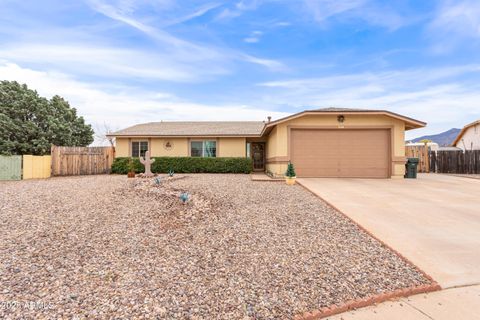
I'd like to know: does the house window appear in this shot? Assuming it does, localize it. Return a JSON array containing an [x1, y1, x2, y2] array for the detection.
[[246, 142, 251, 158], [190, 140, 216, 157], [131, 141, 148, 157]]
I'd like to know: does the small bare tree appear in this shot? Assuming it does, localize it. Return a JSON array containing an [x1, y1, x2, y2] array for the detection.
[[94, 122, 117, 147]]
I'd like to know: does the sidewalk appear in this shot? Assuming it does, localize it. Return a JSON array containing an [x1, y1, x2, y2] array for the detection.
[[326, 285, 480, 320]]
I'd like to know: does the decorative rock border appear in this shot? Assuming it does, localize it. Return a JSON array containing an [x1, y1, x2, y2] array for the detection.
[[295, 181, 442, 320]]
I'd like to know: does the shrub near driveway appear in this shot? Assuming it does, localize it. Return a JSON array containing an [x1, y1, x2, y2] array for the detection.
[[111, 157, 253, 174]]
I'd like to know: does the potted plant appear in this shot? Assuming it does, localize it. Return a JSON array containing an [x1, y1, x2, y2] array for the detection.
[[285, 162, 296, 185], [127, 158, 136, 178]]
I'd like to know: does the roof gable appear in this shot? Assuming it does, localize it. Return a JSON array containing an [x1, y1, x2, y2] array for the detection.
[[261, 108, 426, 135], [452, 120, 480, 146]]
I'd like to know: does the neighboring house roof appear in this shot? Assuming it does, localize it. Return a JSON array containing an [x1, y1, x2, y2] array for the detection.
[[452, 120, 480, 146], [109, 108, 426, 138], [108, 121, 265, 137]]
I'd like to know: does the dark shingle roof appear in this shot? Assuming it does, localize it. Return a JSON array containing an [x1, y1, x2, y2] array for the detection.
[[109, 121, 265, 137]]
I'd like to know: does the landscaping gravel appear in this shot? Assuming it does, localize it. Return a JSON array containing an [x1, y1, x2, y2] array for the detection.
[[0, 174, 432, 319]]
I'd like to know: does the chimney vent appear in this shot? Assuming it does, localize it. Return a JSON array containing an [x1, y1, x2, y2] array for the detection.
[[267, 116, 272, 123]]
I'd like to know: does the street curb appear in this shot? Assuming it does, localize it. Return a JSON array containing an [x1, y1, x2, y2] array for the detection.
[[295, 180, 442, 320]]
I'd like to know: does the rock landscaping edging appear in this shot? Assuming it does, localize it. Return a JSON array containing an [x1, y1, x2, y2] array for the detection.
[[294, 283, 441, 320], [295, 180, 442, 319]]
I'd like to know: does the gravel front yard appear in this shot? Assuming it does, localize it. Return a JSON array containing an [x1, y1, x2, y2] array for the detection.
[[0, 174, 432, 319]]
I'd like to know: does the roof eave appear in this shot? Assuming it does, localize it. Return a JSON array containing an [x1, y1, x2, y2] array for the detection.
[[106, 133, 263, 138], [261, 110, 426, 134]]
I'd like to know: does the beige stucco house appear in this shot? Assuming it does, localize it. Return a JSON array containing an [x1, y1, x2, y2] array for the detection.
[[108, 108, 426, 178], [452, 120, 480, 151]]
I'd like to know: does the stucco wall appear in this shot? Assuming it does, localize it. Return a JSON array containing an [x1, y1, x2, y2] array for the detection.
[[455, 124, 480, 151], [218, 138, 246, 157], [115, 138, 130, 157], [266, 126, 277, 159], [151, 138, 189, 157], [115, 137, 247, 158], [265, 114, 407, 178]]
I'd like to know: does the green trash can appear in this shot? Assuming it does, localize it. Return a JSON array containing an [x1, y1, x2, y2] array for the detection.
[[404, 158, 419, 179]]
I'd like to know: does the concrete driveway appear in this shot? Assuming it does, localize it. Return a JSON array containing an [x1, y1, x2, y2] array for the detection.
[[298, 174, 480, 289]]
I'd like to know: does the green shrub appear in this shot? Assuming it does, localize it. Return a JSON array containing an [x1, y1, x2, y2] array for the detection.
[[111, 157, 253, 174], [285, 162, 296, 177], [111, 157, 143, 174]]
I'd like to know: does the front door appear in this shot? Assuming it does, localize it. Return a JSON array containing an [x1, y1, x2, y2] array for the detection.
[[251, 143, 265, 171]]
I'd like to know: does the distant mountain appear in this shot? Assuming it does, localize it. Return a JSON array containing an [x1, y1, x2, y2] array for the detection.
[[410, 128, 461, 146]]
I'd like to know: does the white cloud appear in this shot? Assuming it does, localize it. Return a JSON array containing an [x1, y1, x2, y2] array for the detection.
[[0, 61, 289, 144], [85, 0, 285, 71], [0, 44, 229, 82], [215, 8, 243, 20], [244, 37, 260, 43], [272, 21, 291, 27], [428, 0, 480, 52], [0, 2, 285, 83], [430, 0, 480, 37], [215, 0, 262, 21], [304, 0, 368, 21], [87, 0, 213, 50], [241, 54, 285, 71], [162, 2, 222, 26], [302, 0, 410, 30], [243, 30, 263, 43]]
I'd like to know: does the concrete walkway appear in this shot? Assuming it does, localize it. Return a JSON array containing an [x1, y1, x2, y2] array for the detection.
[[326, 285, 480, 320], [298, 174, 480, 319]]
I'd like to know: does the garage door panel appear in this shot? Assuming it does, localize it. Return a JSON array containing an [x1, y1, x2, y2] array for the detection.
[[291, 129, 390, 178]]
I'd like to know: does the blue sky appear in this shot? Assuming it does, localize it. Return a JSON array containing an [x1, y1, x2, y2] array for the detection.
[[1, 0, 480, 141]]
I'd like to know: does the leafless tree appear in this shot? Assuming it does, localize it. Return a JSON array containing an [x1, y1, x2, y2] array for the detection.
[[94, 122, 117, 147]]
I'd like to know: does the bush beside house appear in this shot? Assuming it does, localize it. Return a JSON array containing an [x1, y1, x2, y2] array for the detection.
[[111, 157, 253, 174]]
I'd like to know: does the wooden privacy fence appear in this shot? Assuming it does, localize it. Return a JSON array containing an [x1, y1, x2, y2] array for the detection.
[[430, 150, 480, 174], [405, 145, 480, 174], [51, 146, 115, 176], [0, 155, 22, 180], [405, 145, 430, 173]]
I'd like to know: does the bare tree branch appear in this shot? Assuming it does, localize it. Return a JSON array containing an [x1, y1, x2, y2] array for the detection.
[[95, 122, 117, 147]]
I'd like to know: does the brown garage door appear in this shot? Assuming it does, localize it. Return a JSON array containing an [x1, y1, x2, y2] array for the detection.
[[291, 129, 390, 178]]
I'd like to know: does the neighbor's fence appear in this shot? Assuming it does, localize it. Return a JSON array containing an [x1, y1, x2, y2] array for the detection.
[[51, 146, 115, 176], [430, 150, 480, 174], [405, 145, 430, 173], [23, 155, 52, 179], [0, 155, 22, 180], [405, 145, 480, 174]]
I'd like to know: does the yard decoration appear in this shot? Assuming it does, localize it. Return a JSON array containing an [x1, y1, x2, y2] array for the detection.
[[127, 158, 136, 178], [285, 162, 296, 185], [168, 169, 174, 177], [140, 151, 155, 177], [179, 192, 189, 204]]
